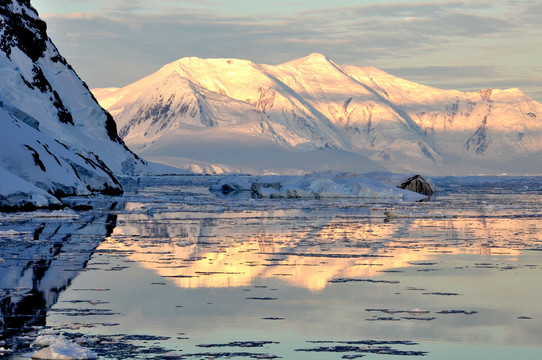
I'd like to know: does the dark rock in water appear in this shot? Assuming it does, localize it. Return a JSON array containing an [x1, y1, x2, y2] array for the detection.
[[221, 183, 239, 195], [398, 175, 434, 196], [71, 204, 93, 211]]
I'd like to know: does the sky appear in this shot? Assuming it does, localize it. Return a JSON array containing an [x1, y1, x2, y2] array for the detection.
[[32, 0, 542, 101]]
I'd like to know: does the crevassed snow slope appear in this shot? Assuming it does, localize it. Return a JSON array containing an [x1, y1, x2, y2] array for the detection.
[[94, 53, 542, 175], [0, 0, 148, 208], [0, 166, 60, 210]]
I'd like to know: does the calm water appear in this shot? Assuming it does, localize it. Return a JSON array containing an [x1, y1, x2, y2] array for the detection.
[[1, 175, 542, 359]]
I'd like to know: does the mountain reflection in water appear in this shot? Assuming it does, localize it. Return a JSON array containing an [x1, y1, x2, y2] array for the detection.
[[0, 204, 117, 352], [104, 206, 528, 291]]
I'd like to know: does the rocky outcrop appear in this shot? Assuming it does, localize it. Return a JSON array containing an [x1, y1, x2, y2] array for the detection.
[[398, 175, 434, 197]]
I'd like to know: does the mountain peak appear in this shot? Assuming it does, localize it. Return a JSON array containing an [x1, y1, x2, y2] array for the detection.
[[279, 53, 341, 72], [294, 53, 332, 65], [307, 53, 330, 61]]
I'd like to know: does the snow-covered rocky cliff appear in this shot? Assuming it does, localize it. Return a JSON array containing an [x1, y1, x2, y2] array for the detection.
[[94, 53, 542, 175], [0, 0, 147, 210]]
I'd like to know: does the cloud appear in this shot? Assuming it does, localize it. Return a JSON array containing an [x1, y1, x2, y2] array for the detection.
[[40, 1, 542, 102]]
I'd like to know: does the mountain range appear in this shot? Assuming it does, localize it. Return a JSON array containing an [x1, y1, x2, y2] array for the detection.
[[0, 0, 147, 210], [93, 53, 542, 175], [2, 0, 541, 213]]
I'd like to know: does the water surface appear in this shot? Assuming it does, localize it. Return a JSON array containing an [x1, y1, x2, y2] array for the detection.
[[2, 175, 542, 359]]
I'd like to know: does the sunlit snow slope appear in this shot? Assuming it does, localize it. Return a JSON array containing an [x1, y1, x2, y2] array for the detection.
[[94, 53, 542, 175], [0, 0, 147, 209]]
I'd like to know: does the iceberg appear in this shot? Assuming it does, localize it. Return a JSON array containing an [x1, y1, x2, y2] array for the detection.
[[211, 172, 429, 201]]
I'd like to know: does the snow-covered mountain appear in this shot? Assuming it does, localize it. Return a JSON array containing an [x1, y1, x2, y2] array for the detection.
[[0, 0, 147, 210], [94, 53, 542, 175]]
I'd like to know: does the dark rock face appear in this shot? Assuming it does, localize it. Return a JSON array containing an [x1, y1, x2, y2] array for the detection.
[[1, 0, 143, 154], [105, 111, 122, 143], [1, 2, 73, 125], [0, 0, 47, 62], [398, 175, 434, 197]]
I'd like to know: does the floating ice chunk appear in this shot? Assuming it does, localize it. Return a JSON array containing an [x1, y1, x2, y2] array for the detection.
[[408, 308, 430, 315], [31, 335, 97, 360], [161, 351, 183, 358], [255, 354, 278, 359], [32, 335, 61, 347], [74, 337, 99, 346]]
